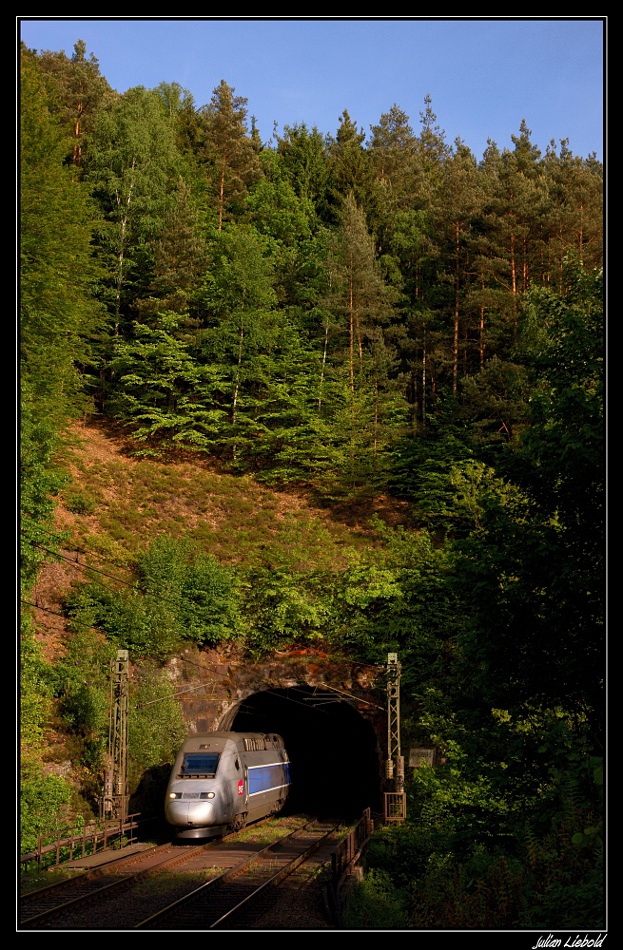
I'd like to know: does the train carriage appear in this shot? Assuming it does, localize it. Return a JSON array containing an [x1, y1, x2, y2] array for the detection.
[[165, 731, 291, 839]]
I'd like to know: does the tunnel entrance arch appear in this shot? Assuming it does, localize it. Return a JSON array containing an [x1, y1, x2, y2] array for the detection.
[[218, 686, 383, 818], [163, 648, 388, 820]]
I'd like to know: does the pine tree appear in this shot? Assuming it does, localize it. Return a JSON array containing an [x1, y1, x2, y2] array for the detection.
[[432, 140, 485, 391], [34, 38, 116, 175], [274, 122, 330, 221], [417, 93, 451, 186], [542, 139, 603, 287], [326, 110, 376, 221], [198, 80, 261, 230], [136, 175, 208, 322], [324, 193, 402, 495], [107, 311, 226, 455], [197, 224, 278, 462], [368, 104, 422, 208], [485, 121, 551, 345]]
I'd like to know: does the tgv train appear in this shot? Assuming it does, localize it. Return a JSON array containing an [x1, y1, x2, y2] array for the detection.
[[165, 731, 291, 839]]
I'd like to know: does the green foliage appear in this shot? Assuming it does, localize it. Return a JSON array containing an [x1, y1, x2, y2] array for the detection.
[[34, 39, 117, 169], [20, 46, 101, 426], [274, 122, 330, 219], [66, 534, 243, 660], [20, 618, 52, 750], [247, 149, 315, 247], [20, 761, 74, 855], [329, 519, 454, 671], [84, 83, 184, 347], [456, 356, 533, 456], [408, 752, 517, 860], [67, 584, 163, 658], [243, 564, 334, 655], [361, 822, 437, 887], [389, 424, 476, 531], [408, 847, 525, 929], [342, 868, 410, 930], [128, 664, 186, 790], [198, 79, 261, 229], [517, 820, 604, 929], [63, 488, 99, 515], [138, 534, 243, 648], [19, 391, 68, 594], [48, 626, 115, 774], [20, 44, 99, 595], [357, 727, 603, 930], [401, 808, 603, 930], [517, 262, 604, 556]]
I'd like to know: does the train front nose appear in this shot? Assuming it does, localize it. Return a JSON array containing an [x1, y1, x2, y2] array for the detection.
[[165, 796, 215, 827]]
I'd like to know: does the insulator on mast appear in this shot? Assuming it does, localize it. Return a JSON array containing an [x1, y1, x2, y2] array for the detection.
[[396, 755, 405, 791]]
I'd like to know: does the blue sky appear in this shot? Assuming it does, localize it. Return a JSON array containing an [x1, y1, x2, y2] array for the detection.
[[18, 17, 605, 162]]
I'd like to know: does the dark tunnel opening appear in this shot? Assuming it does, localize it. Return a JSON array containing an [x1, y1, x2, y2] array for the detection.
[[227, 687, 382, 820]]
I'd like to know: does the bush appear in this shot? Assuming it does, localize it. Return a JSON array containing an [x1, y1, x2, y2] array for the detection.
[[20, 620, 51, 749], [128, 664, 186, 792], [342, 868, 409, 929], [516, 819, 604, 929], [362, 822, 436, 887], [20, 762, 74, 855], [65, 534, 244, 661], [48, 625, 114, 775]]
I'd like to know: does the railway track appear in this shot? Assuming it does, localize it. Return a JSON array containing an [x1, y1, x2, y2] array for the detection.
[[19, 838, 215, 929], [18, 815, 342, 930], [137, 817, 341, 930]]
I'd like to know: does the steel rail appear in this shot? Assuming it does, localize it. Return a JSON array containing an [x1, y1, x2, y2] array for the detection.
[[209, 819, 341, 929], [135, 818, 340, 930], [19, 840, 216, 929]]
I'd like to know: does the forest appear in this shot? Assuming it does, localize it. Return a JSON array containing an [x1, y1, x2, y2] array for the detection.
[[19, 39, 604, 929]]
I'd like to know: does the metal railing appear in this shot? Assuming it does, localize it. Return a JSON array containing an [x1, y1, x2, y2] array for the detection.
[[20, 814, 140, 873], [331, 808, 373, 882], [328, 808, 374, 925]]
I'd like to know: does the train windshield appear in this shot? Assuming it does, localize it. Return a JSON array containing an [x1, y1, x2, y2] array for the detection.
[[182, 752, 220, 776]]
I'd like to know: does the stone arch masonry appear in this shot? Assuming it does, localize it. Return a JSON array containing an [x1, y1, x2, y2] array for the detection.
[[155, 646, 392, 817], [165, 645, 387, 738]]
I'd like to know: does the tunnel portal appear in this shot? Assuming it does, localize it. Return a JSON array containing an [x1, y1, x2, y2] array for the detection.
[[220, 686, 383, 818], [155, 649, 389, 822]]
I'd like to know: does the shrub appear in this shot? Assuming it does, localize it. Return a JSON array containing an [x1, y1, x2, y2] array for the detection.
[[128, 664, 186, 792], [408, 848, 524, 929], [342, 868, 409, 930], [20, 762, 74, 855]]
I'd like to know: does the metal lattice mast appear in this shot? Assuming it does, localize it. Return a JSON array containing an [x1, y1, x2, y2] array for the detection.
[[386, 653, 404, 794], [102, 649, 129, 821]]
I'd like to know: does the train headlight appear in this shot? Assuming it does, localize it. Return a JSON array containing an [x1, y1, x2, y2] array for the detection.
[[169, 792, 182, 800], [200, 792, 215, 800]]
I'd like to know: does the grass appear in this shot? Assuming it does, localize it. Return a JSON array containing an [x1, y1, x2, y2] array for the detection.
[[58, 421, 397, 574], [20, 865, 86, 894], [233, 814, 309, 844]]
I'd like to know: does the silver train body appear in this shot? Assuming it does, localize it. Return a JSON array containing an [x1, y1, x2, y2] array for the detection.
[[164, 731, 291, 839]]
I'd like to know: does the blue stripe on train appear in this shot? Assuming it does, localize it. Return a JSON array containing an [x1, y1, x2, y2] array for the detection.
[[248, 762, 291, 795]]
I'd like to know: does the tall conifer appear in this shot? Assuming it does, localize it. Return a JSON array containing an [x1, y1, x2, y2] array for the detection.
[[198, 80, 261, 230]]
